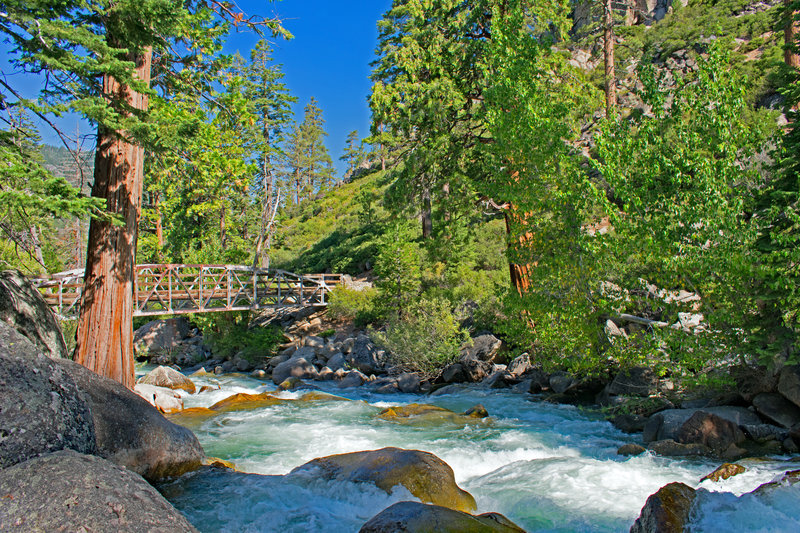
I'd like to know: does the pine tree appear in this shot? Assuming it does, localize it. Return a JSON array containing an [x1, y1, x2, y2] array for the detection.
[[340, 130, 365, 180], [284, 97, 334, 203]]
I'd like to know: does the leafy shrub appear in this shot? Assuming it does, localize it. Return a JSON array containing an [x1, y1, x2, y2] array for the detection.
[[327, 286, 383, 327], [371, 297, 468, 378], [192, 311, 284, 363]]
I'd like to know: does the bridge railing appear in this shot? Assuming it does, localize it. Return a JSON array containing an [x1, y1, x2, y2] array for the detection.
[[33, 264, 343, 319]]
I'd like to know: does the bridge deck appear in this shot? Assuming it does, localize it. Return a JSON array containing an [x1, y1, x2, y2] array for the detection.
[[34, 264, 342, 319]]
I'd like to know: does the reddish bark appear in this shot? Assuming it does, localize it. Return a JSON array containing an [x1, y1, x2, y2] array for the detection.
[[786, 0, 799, 69], [74, 47, 152, 389], [504, 210, 532, 297], [604, 0, 617, 118]]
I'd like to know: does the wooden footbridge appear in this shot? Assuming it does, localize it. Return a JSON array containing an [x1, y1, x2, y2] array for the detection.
[[33, 264, 343, 319]]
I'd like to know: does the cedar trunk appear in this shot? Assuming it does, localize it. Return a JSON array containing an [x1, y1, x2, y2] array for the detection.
[[787, 0, 800, 68], [74, 48, 152, 389], [604, 0, 617, 118]]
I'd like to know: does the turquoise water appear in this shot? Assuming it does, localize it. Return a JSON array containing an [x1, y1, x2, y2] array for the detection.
[[158, 373, 800, 532]]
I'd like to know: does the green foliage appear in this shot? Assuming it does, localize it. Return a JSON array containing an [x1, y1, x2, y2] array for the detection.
[[375, 222, 423, 313], [371, 297, 468, 377], [327, 286, 383, 327], [191, 312, 284, 363]]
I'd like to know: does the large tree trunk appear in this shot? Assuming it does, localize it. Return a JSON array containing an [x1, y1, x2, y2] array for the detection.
[[787, 0, 800, 68], [604, 0, 617, 118], [74, 47, 152, 389], [154, 193, 164, 249], [504, 210, 532, 296]]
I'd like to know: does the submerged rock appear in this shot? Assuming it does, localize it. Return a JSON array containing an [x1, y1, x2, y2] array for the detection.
[[0, 450, 197, 532], [379, 403, 489, 426], [138, 365, 197, 394], [360, 501, 525, 533], [630, 482, 696, 533], [288, 447, 477, 512], [617, 443, 647, 456], [208, 392, 283, 412], [0, 269, 69, 359], [0, 323, 96, 468], [700, 463, 746, 483]]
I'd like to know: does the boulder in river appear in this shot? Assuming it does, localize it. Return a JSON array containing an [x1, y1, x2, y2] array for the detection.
[[0, 450, 197, 532], [347, 334, 389, 375], [359, 501, 525, 533], [675, 411, 745, 455], [138, 365, 197, 394], [57, 357, 204, 482], [134, 383, 185, 413], [271, 355, 319, 385], [288, 447, 477, 512], [629, 482, 696, 533], [643, 407, 760, 443], [461, 333, 503, 362], [751, 392, 800, 429], [700, 463, 746, 483], [0, 322, 96, 468], [0, 269, 68, 359]]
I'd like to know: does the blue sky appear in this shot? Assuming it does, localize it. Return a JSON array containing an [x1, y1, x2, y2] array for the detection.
[[0, 0, 392, 179]]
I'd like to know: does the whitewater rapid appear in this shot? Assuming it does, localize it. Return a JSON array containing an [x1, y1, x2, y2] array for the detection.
[[157, 371, 800, 532]]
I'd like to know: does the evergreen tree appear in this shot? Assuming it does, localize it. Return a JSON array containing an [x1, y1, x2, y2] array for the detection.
[[340, 130, 365, 180], [284, 97, 334, 203]]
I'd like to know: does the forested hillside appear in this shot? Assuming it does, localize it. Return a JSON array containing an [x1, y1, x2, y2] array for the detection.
[[1, 0, 799, 390]]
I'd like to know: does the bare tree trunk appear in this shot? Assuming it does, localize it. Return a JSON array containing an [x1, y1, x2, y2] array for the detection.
[[604, 0, 617, 118], [73, 219, 83, 269], [74, 47, 151, 389], [154, 193, 164, 249], [29, 225, 45, 267], [219, 205, 226, 249], [421, 184, 432, 239], [787, 0, 800, 69]]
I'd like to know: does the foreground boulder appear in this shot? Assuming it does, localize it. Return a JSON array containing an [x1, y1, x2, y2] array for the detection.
[[629, 482, 696, 533], [56, 357, 205, 482], [0, 269, 68, 359], [134, 383, 185, 413], [0, 450, 197, 532], [0, 323, 96, 468], [360, 501, 525, 533], [138, 365, 197, 394], [289, 447, 476, 512]]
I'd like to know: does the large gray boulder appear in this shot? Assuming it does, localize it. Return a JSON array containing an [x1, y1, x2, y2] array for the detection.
[[138, 365, 197, 394], [271, 356, 319, 385], [0, 450, 197, 532], [133, 317, 191, 355], [752, 392, 800, 428], [643, 407, 761, 443], [629, 482, 696, 533], [360, 501, 526, 533], [55, 357, 205, 482], [0, 323, 96, 468], [0, 269, 68, 359], [461, 333, 502, 362], [347, 335, 389, 375]]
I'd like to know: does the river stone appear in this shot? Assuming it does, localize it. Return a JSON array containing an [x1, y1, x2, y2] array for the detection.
[[741, 423, 786, 443], [55, 357, 204, 482], [700, 463, 747, 483], [347, 335, 388, 375], [338, 369, 367, 388], [752, 392, 800, 428], [629, 482, 696, 533], [304, 335, 326, 351], [327, 352, 346, 371], [397, 372, 421, 393], [271, 356, 319, 385], [458, 355, 493, 383], [675, 411, 745, 454], [549, 371, 575, 394], [133, 317, 190, 356], [138, 365, 197, 394], [0, 269, 68, 359], [134, 383, 184, 413], [617, 443, 647, 456], [0, 323, 96, 468], [647, 439, 710, 457], [461, 334, 502, 362], [0, 450, 197, 532], [442, 362, 467, 383], [607, 367, 658, 397], [643, 407, 761, 443], [778, 366, 800, 409], [612, 414, 649, 434], [507, 353, 531, 377], [359, 501, 525, 533], [289, 447, 477, 512]]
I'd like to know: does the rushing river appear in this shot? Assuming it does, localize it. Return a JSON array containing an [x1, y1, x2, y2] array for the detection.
[[153, 370, 800, 532]]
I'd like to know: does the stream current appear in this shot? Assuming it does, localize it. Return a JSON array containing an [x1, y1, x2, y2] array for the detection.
[[156, 371, 800, 532]]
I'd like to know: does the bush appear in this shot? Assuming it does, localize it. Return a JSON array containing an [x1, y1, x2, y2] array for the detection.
[[191, 311, 284, 363], [327, 286, 383, 327], [371, 297, 468, 378]]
